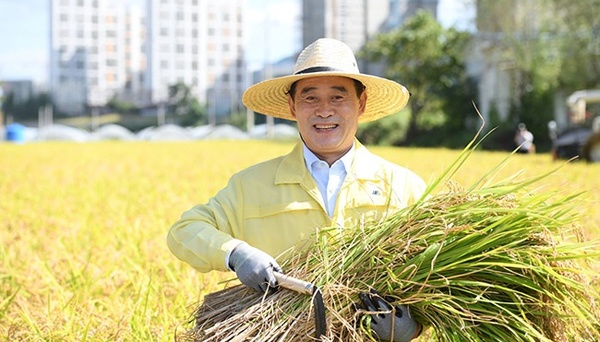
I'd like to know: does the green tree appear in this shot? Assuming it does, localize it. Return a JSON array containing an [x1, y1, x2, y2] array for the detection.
[[167, 82, 206, 126], [360, 10, 475, 145], [107, 97, 139, 115], [475, 0, 598, 150], [1, 91, 53, 122], [549, 0, 600, 90]]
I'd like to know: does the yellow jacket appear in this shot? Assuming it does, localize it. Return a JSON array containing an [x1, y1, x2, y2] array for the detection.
[[167, 140, 426, 273]]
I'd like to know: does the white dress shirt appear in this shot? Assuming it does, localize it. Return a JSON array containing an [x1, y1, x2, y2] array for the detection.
[[303, 143, 355, 217]]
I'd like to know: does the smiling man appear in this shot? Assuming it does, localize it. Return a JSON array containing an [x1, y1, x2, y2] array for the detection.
[[167, 38, 425, 342]]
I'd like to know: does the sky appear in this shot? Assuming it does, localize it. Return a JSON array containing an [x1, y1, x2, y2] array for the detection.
[[0, 0, 474, 87]]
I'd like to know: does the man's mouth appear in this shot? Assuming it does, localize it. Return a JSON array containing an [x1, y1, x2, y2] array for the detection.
[[314, 124, 338, 130]]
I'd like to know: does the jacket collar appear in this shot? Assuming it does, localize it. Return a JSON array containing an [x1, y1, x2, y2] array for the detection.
[[275, 139, 381, 185]]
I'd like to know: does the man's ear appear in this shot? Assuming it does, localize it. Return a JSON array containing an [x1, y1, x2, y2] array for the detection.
[[358, 91, 368, 117], [288, 94, 296, 119]]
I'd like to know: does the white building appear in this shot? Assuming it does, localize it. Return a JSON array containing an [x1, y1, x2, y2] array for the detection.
[[301, 0, 438, 76], [145, 0, 246, 120], [50, 0, 245, 120], [50, 0, 145, 115], [302, 0, 390, 52], [302, 0, 438, 52]]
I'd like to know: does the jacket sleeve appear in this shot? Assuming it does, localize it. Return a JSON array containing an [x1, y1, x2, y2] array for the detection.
[[166, 175, 244, 273]]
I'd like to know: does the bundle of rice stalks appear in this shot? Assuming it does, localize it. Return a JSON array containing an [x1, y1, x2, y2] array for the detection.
[[178, 138, 600, 342]]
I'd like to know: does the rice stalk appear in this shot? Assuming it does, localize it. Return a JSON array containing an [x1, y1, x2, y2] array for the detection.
[[177, 175, 600, 341], [178, 127, 600, 341]]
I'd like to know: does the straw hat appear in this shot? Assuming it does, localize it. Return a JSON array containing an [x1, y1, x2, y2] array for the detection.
[[242, 38, 410, 123]]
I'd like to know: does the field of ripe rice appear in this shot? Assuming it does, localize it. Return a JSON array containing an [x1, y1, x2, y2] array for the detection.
[[1, 140, 599, 341]]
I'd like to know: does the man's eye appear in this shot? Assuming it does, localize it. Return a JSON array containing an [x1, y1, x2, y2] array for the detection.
[[302, 96, 318, 103], [332, 95, 345, 101]]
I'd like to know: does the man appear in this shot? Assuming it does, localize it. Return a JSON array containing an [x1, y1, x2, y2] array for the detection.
[[514, 123, 535, 154], [167, 38, 425, 341]]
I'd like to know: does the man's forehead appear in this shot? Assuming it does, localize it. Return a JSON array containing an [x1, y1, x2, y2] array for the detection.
[[296, 76, 354, 91]]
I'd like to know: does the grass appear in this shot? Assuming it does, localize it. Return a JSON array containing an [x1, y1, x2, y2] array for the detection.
[[1, 140, 599, 341]]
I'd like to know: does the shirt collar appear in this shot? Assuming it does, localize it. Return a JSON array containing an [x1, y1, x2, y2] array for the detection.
[[302, 142, 355, 172]]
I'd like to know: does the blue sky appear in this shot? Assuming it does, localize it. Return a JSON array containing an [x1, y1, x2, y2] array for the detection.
[[0, 0, 474, 87]]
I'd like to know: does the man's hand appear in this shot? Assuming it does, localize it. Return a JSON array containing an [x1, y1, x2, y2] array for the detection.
[[359, 291, 421, 342], [228, 242, 283, 292]]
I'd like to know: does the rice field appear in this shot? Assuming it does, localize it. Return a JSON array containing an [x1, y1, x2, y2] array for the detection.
[[1, 139, 599, 341]]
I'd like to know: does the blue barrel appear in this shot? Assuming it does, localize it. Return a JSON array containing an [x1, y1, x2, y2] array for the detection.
[[5, 123, 26, 143]]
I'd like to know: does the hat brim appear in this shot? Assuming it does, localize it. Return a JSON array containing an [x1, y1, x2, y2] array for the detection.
[[242, 71, 410, 123]]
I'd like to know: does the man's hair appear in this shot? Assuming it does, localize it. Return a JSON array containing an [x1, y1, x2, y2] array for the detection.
[[286, 79, 366, 99]]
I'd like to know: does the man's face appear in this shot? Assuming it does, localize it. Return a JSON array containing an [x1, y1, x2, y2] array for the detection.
[[288, 76, 367, 165]]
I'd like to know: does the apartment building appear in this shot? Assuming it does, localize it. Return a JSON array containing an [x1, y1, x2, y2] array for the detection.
[[302, 0, 389, 52], [50, 0, 145, 115], [50, 0, 245, 118], [302, 0, 438, 51], [301, 0, 437, 77], [145, 0, 245, 118]]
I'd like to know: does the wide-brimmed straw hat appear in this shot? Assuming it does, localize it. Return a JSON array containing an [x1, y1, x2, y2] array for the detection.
[[242, 38, 410, 123]]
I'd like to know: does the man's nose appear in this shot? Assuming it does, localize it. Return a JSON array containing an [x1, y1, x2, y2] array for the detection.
[[315, 101, 334, 117]]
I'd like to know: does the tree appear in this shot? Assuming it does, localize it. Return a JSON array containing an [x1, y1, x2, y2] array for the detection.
[[167, 82, 206, 126], [107, 97, 139, 115], [1, 91, 53, 122], [360, 10, 475, 145], [474, 0, 599, 151], [548, 0, 600, 90]]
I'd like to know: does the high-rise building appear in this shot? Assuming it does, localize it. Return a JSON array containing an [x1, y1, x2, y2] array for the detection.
[[302, 0, 389, 52], [301, 0, 438, 78], [302, 0, 438, 53], [396, 0, 438, 23], [145, 0, 245, 119], [50, 0, 145, 115], [50, 0, 245, 119]]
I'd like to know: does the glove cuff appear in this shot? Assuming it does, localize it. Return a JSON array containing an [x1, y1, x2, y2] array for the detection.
[[226, 240, 249, 271]]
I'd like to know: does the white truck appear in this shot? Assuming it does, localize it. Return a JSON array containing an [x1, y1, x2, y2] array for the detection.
[[548, 89, 600, 162]]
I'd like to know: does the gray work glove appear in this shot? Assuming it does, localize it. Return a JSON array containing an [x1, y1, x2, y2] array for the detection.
[[359, 291, 421, 342], [228, 242, 283, 293]]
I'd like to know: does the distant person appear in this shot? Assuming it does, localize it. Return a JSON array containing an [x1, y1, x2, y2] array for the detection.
[[167, 38, 425, 341], [514, 123, 535, 154]]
